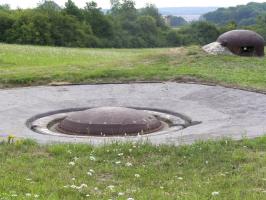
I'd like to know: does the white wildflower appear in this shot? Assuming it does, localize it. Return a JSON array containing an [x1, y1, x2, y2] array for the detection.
[[25, 193, 31, 197], [125, 162, 133, 167], [73, 157, 79, 161], [89, 169, 95, 173], [70, 185, 77, 189], [34, 194, 39, 198], [118, 153, 124, 156], [134, 174, 140, 178], [80, 184, 88, 189], [90, 156, 96, 161], [87, 172, 93, 176], [177, 177, 183, 180], [69, 161, 75, 166], [127, 198, 135, 200], [107, 185, 115, 190], [71, 184, 88, 190], [115, 161, 121, 164], [211, 191, 220, 196], [118, 192, 125, 196]]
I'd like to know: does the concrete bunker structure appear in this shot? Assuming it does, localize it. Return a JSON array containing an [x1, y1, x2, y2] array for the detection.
[[56, 107, 163, 136], [28, 106, 196, 138], [2, 82, 266, 145], [217, 30, 265, 57]]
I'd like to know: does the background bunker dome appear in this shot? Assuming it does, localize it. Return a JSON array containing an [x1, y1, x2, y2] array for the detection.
[[217, 30, 265, 57]]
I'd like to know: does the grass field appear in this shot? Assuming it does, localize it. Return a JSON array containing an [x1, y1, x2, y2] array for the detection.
[[1, 43, 266, 91], [2, 43, 266, 199], [1, 137, 266, 200]]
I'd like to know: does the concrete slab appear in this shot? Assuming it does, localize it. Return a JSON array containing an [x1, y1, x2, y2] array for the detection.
[[0, 82, 266, 145]]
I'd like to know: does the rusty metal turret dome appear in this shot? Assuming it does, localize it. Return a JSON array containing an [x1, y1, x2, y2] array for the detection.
[[56, 107, 163, 136], [217, 30, 265, 57]]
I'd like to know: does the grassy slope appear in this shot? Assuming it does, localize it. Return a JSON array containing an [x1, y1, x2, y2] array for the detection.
[[1, 44, 266, 199], [1, 138, 266, 200], [1, 43, 266, 91]]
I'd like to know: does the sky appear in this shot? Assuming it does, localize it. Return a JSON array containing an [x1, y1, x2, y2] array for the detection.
[[1, 0, 266, 9]]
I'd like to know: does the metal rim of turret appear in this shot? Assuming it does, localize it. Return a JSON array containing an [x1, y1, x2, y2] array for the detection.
[[27, 107, 198, 138]]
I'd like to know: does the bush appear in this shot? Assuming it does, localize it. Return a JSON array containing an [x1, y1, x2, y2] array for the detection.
[[0, 11, 15, 42], [0, 1, 224, 48], [166, 30, 183, 46]]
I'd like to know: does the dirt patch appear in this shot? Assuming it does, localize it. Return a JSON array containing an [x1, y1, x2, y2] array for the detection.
[[1, 76, 266, 96], [49, 81, 73, 86], [96, 173, 114, 182]]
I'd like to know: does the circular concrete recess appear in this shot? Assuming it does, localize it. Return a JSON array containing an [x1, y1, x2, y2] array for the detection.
[[28, 107, 191, 138], [56, 107, 163, 136], [1, 82, 266, 145]]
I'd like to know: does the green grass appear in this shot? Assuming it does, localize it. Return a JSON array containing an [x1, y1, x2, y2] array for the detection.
[[1, 43, 266, 91], [1, 138, 266, 199], [1, 44, 266, 199]]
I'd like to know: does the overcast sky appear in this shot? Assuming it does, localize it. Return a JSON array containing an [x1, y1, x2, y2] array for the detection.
[[1, 0, 266, 9]]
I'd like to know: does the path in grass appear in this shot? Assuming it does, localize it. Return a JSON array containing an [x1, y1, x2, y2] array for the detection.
[[1, 138, 266, 200], [1, 44, 266, 91]]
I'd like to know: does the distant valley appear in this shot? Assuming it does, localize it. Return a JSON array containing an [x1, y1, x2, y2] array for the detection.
[[158, 7, 219, 21], [103, 7, 219, 22]]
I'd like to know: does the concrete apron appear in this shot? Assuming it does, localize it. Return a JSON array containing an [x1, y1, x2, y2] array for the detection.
[[0, 82, 266, 145]]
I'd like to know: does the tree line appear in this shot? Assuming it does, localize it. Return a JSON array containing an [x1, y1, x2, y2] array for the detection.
[[202, 2, 266, 41], [0, 0, 224, 48], [203, 2, 266, 26], [0, 0, 265, 48]]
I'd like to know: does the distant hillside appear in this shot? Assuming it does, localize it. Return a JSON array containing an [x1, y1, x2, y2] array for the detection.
[[158, 7, 219, 15], [104, 7, 219, 21], [159, 7, 219, 21], [203, 2, 266, 26]]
